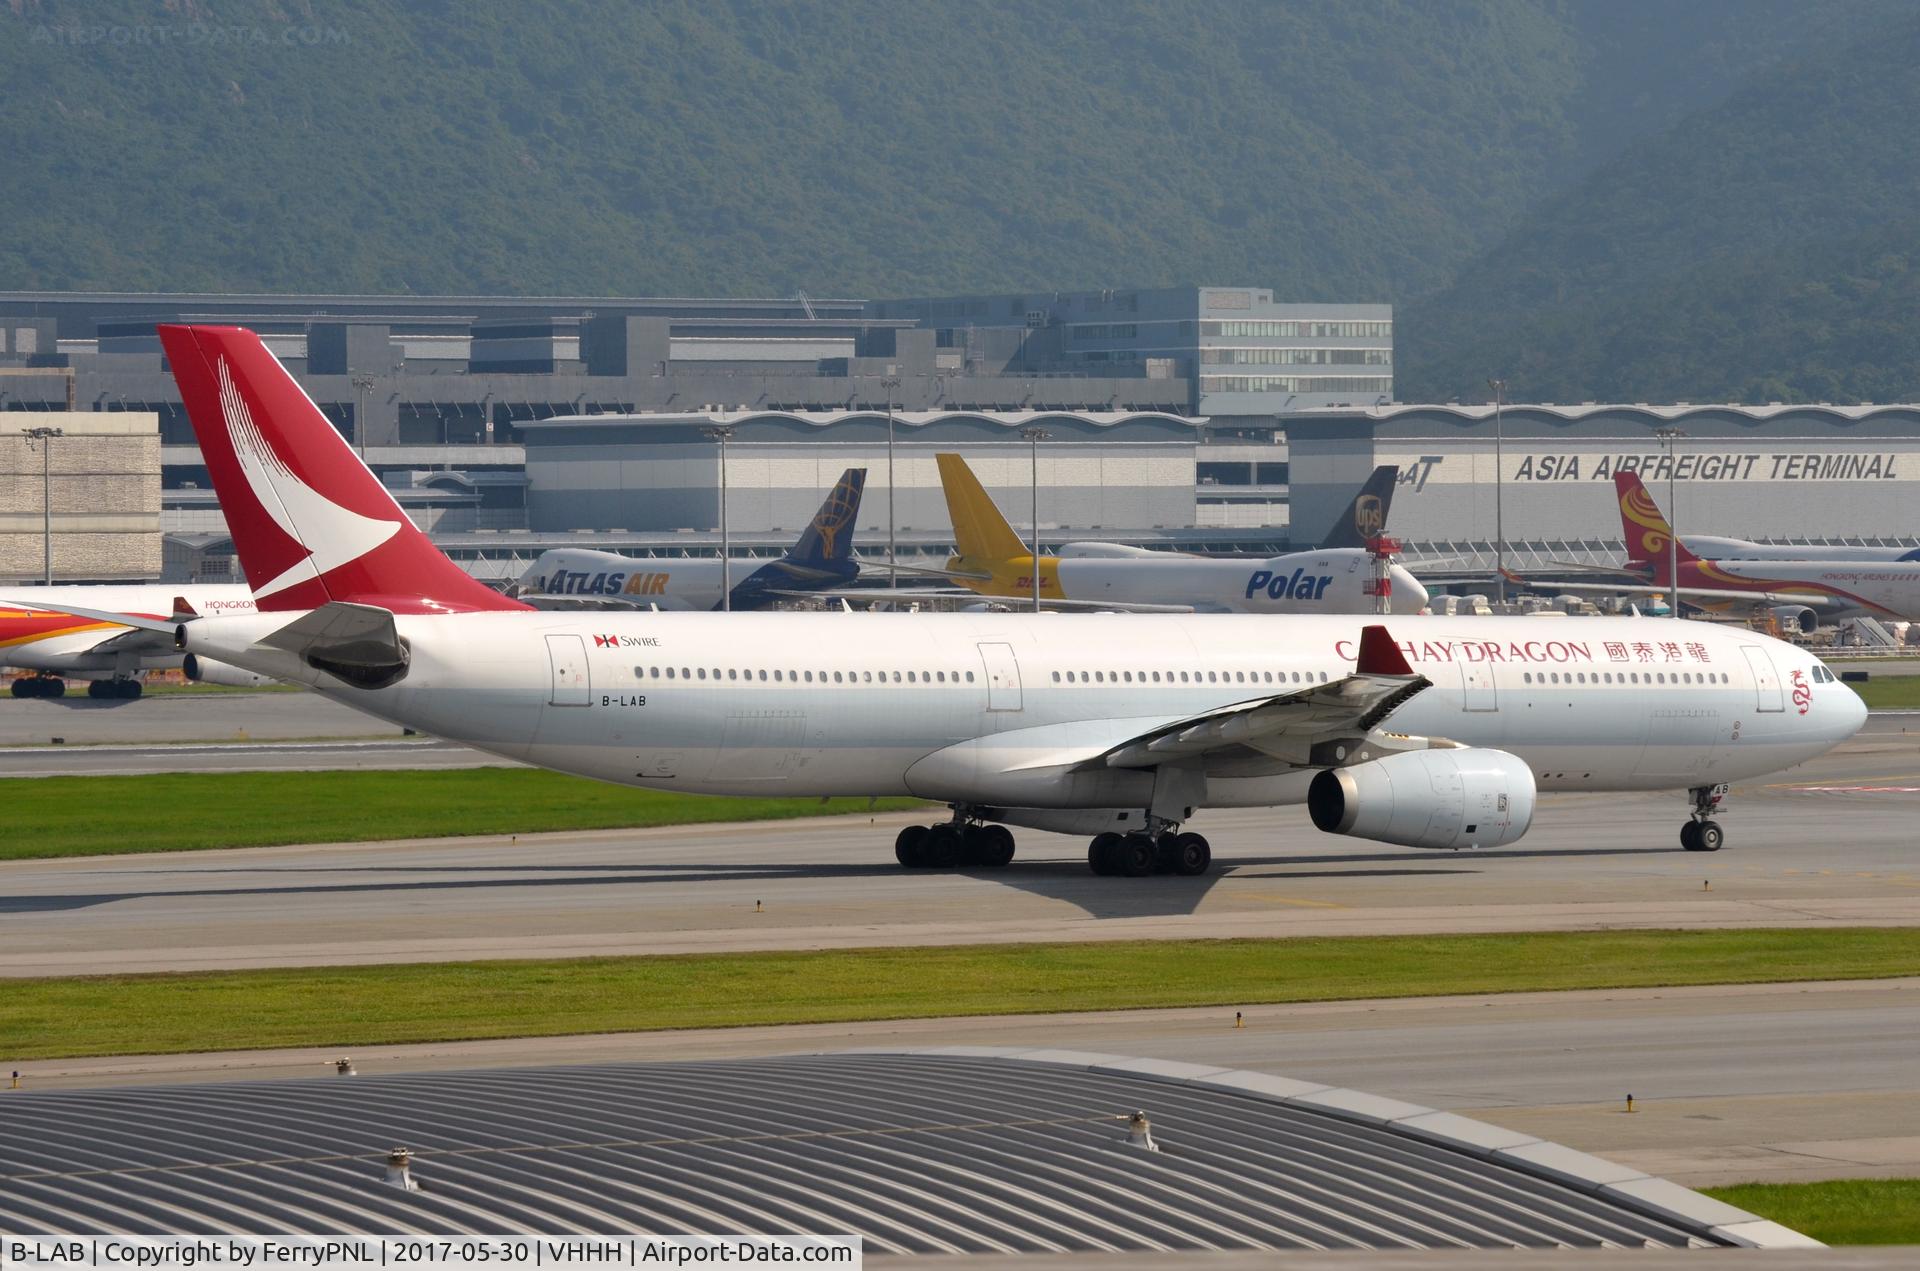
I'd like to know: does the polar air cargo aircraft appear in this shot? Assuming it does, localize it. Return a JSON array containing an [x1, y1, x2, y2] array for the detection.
[[49, 325, 1861, 877], [936, 455, 1429, 614], [1525, 472, 1920, 631], [3, 585, 264, 698], [516, 468, 873, 611]]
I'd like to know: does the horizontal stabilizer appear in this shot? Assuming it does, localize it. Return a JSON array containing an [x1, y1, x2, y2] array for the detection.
[[258, 601, 409, 688]]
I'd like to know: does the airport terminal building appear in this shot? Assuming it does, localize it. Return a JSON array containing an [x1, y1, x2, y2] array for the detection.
[[1287, 402, 1920, 570]]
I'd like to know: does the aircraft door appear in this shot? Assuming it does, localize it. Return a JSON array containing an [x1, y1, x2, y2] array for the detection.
[[1742, 645, 1785, 712], [546, 634, 591, 706], [977, 642, 1023, 711], [1457, 662, 1497, 712]]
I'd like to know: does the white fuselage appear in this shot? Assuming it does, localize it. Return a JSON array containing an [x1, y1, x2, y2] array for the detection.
[[1689, 558, 1920, 621], [1053, 550, 1429, 614], [1686, 536, 1920, 563], [187, 611, 1860, 826], [522, 549, 769, 610], [1, 584, 257, 676]]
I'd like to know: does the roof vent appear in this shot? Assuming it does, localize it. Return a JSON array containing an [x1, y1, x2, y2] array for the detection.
[[384, 1146, 420, 1191], [1124, 1111, 1160, 1153]]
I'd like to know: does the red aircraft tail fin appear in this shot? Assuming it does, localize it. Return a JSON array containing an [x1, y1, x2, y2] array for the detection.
[[159, 325, 526, 614]]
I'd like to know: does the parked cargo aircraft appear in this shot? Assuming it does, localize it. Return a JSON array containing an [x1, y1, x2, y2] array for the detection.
[[516, 468, 878, 611], [2, 585, 263, 698], [1517, 472, 1920, 631], [932, 455, 1430, 614], [38, 326, 1863, 876]]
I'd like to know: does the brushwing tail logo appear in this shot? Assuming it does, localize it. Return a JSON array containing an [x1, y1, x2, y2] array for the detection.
[[1353, 493, 1384, 539], [218, 357, 402, 598], [1620, 483, 1672, 558]]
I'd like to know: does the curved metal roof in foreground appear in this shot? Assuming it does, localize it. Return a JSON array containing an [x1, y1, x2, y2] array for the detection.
[[0, 1050, 1814, 1255]]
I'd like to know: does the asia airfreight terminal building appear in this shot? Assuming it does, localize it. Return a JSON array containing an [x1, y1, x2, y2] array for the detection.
[[2, 288, 1917, 582]]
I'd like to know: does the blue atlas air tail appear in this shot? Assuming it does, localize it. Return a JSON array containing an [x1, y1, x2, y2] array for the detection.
[[727, 467, 867, 608], [1317, 465, 1400, 550]]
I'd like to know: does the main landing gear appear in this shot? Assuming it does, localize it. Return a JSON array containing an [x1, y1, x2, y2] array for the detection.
[[1088, 828, 1212, 877], [1680, 783, 1726, 852], [86, 678, 143, 700], [895, 814, 1016, 869], [9, 675, 67, 699]]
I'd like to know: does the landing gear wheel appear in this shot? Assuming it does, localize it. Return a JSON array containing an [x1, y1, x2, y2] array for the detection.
[[38, 677, 65, 698], [1088, 832, 1123, 876], [117, 678, 142, 699], [976, 824, 1015, 868], [88, 680, 112, 699], [924, 823, 963, 869], [1692, 821, 1724, 852], [894, 825, 930, 868], [10, 678, 32, 698], [1117, 834, 1157, 878], [1171, 832, 1212, 876], [1679, 821, 1701, 852]]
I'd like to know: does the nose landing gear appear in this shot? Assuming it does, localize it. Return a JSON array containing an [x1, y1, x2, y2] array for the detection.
[[1681, 783, 1726, 852], [894, 811, 1016, 870]]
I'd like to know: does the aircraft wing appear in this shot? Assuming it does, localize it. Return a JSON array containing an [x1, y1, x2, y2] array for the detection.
[[851, 557, 992, 581], [1085, 630, 1429, 771], [0, 598, 185, 653]]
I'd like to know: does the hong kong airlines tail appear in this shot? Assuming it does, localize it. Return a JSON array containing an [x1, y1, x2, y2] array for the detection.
[[157, 325, 526, 615], [1615, 471, 1698, 574]]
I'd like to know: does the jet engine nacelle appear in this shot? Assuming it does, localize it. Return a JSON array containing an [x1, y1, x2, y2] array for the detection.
[[1770, 605, 1818, 636], [183, 654, 276, 688], [1307, 747, 1536, 849]]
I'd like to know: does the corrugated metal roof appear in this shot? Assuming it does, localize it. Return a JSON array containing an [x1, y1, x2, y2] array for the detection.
[[0, 1054, 1722, 1254]]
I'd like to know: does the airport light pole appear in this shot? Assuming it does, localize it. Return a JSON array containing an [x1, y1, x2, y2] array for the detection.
[[1019, 425, 1049, 613], [25, 425, 62, 584], [1655, 426, 1687, 618], [880, 376, 901, 592], [704, 423, 735, 611], [1488, 378, 1507, 605], [350, 373, 375, 463]]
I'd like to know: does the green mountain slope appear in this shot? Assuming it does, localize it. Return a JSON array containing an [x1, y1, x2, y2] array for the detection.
[[1401, 11, 1920, 403], [0, 0, 1885, 299]]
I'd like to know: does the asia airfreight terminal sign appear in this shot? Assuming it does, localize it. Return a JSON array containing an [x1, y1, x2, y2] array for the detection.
[[1511, 453, 1902, 482], [1385, 451, 1909, 490]]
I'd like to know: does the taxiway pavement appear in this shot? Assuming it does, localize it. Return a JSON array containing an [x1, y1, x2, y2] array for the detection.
[[4, 728, 1917, 977]]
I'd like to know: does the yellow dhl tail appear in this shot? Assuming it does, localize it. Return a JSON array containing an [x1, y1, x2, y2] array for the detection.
[[937, 452, 1033, 564]]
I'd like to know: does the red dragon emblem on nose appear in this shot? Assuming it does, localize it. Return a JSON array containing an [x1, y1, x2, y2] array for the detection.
[[1790, 669, 1812, 715]]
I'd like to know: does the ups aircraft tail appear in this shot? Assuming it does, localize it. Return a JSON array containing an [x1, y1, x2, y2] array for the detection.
[[1317, 465, 1399, 550], [937, 453, 1032, 563], [1614, 470, 1697, 571]]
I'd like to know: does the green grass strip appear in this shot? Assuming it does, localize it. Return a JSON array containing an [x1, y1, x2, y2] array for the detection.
[[0, 769, 924, 860], [1849, 675, 1920, 710], [1703, 1179, 1920, 1245], [4, 928, 1916, 1061]]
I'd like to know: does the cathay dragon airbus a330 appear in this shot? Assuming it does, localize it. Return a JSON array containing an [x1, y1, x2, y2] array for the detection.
[[30, 326, 1864, 876]]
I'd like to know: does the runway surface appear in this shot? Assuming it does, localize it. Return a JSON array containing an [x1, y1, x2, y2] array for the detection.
[[4, 728, 1917, 977], [0, 688, 387, 744], [17, 978, 1916, 1189]]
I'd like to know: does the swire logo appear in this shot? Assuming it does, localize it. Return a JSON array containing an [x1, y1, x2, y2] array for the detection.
[[593, 634, 618, 648]]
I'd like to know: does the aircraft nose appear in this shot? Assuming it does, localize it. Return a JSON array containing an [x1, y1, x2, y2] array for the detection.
[[1841, 677, 1870, 738], [1391, 564, 1430, 612]]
